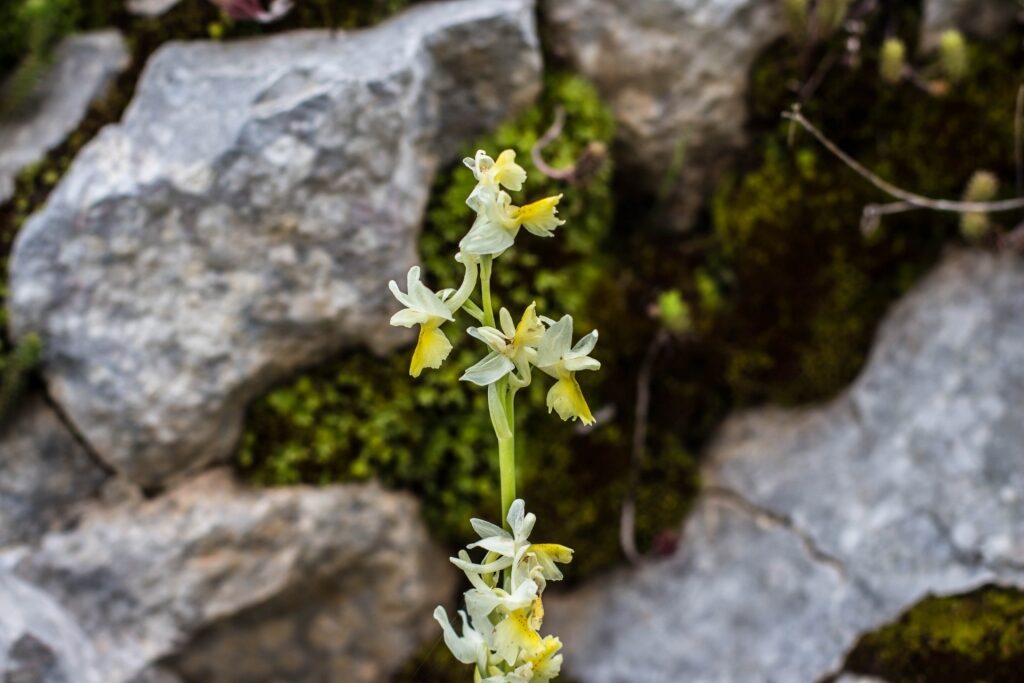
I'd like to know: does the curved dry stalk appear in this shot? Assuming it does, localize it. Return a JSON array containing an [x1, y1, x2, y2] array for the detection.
[[531, 106, 608, 185], [1015, 84, 1024, 195], [620, 329, 669, 565], [783, 107, 1024, 215]]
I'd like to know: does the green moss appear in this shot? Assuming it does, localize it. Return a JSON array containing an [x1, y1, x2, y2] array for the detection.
[[843, 586, 1024, 682], [706, 23, 1024, 406], [239, 73, 700, 579], [0, 333, 41, 427]]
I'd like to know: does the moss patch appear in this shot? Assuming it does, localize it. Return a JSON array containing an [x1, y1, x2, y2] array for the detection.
[[843, 586, 1024, 682], [239, 73, 699, 580], [703, 15, 1024, 405]]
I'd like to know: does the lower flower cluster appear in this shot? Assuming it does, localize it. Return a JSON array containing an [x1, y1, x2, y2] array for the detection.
[[434, 500, 573, 682]]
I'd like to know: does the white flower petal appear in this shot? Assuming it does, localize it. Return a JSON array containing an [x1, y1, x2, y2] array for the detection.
[[563, 355, 601, 373], [461, 352, 515, 386], [389, 308, 429, 328], [568, 329, 599, 358], [471, 518, 509, 540], [460, 213, 516, 257], [499, 307, 516, 339], [433, 606, 484, 665], [388, 279, 415, 309], [467, 326, 509, 355], [451, 553, 514, 575], [468, 535, 516, 557], [536, 315, 573, 367], [408, 273, 453, 321], [506, 499, 525, 536]]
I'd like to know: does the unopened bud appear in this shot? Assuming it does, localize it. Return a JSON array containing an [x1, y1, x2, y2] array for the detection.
[[879, 38, 906, 84]]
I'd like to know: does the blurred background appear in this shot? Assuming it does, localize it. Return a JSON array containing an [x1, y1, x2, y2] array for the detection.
[[1, 0, 1023, 681]]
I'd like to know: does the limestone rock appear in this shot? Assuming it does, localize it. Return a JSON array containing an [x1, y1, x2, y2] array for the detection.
[[541, 0, 786, 228], [8, 0, 542, 487], [126, 0, 182, 17], [549, 251, 1024, 682], [0, 395, 107, 548], [0, 31, 128, 203], [8, 469, 455, 683], [0, 570, 102, 683]]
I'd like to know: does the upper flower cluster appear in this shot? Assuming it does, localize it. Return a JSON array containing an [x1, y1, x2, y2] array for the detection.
[[435, 500, 573, 682], [387, 149, 599, 424]]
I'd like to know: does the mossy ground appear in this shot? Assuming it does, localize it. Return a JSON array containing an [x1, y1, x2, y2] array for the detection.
[[843, 586, 1024, 682]]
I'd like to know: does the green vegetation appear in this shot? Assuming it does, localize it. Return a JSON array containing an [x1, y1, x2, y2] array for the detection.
[[707, 22, 1024, 405], [0, 333, 41, 427], [844, 586, 1024, 682]]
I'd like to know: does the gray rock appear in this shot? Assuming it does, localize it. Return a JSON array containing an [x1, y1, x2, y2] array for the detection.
[[8, 0, 542, 487], [549, 251, 1024, 682], [541, 0, 786, 228], [0, 31, 129, 203], [8, 469, 455, 683], [0, 395, 108, 548], [922, 0, 1018, 47], [0, 570, 102, 683], [126, 0, 182, 17]]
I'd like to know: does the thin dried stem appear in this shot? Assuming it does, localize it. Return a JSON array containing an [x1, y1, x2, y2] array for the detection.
[[532, 107, 574, 182], [531, 106, 608, 185], [784, 107, 1024, 214], [1015, 84, 1024, 196], [860, 201, 920, 235], [620, 329, 668, 565]]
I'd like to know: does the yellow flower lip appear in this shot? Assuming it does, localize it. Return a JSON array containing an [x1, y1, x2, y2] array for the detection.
[[410, 318, 452, 377], [547, 374, 595, 425]]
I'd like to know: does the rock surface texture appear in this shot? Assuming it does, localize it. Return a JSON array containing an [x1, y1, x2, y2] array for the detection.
[[2, 469, 454, 683], [8, 0, 542, 487], [549, 251, 1024, 683], [541, 0, 786, 228], [126, 0, 182, 17], [922, 0, 1018, 47], [0, 570, 103, 683], [0, 31, 128, 203], [0, 395, 107, 548]]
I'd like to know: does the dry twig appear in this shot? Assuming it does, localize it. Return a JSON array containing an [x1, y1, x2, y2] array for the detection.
[[783, 106, 1024, 235], [531, 106, 608, 185]]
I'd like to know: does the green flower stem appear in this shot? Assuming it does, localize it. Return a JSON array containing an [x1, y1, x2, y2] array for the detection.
[[480, 256, 495, 327], [499, 382, 517, 525], [498, 427, 516, 528]]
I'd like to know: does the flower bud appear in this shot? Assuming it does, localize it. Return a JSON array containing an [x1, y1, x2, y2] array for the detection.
[[880, 38, 906, 84], [960, 170, 998, 241], [939, 30, 968, 83]]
